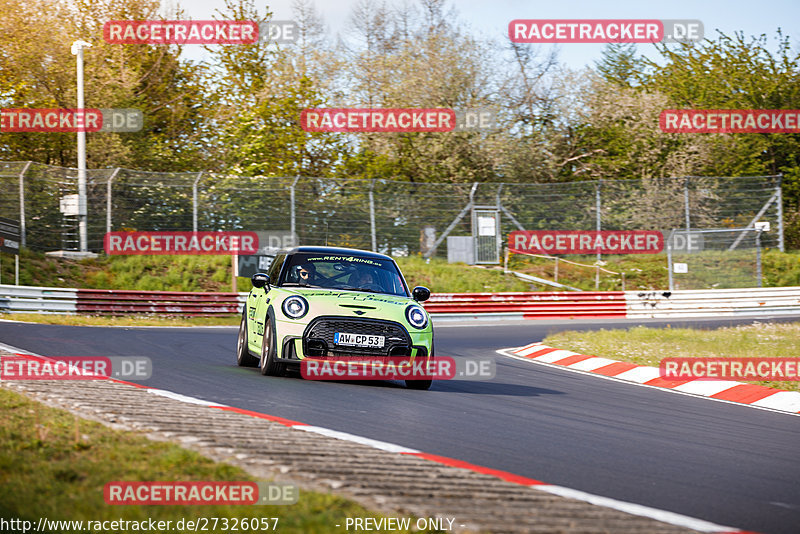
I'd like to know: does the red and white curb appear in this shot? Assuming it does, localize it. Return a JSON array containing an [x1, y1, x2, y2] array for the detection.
[[500, 343, 800, 416], [0, 342, 748, 533]]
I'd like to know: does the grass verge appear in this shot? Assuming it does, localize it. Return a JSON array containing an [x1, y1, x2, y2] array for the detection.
[[508, 249, 800, 291], [542, 322, 800, 392], [1, 249, 532, 294], [396, 255, 530, 293], [4, 248, 800, 294], [0, 387, 428, 533]]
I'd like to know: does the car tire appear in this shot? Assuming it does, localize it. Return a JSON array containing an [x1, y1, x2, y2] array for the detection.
[[260, 312, 285, 377], [405, 379, 432, 390], [406, 342, 433, 390], [236, 310, 259, 367]]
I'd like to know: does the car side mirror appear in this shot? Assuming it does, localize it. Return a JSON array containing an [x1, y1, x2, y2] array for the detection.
[[412, 286, 430, 302], [251, 273, 270, 289]]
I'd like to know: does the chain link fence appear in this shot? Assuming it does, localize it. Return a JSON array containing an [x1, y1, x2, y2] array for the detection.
[[666, 228, 767, 290], [0, 161, 785, 258]]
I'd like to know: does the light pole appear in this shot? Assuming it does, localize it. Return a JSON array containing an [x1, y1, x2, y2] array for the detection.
[[71, 39, 91, 252]]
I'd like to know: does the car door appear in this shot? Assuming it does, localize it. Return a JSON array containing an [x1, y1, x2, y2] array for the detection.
[[250, 254, 286, 352], [246, 284, 265, 352]]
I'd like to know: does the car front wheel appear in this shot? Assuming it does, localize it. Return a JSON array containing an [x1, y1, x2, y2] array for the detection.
[[236, 311, 259, 367], [406, 343, 433, 390], [260, 314, 285, 377], [405, 377, 432, 390]]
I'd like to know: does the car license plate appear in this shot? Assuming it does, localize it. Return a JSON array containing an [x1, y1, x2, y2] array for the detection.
[[334, 332, 385, 348]]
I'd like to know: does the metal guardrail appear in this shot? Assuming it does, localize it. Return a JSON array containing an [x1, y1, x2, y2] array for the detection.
[[76, 289, 244, 315], [627, 287, 800, 318], [0, 285, 245, 316], [2, 284, 800, 319], [425, 292, 627, 318], [0, 285, 78, 314]]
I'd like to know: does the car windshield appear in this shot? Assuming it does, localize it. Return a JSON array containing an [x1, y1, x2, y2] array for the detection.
[[280, 253, 408, 296]]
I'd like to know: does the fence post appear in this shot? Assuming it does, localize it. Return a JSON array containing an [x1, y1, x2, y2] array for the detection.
[[495, 184, 503, 256], [595, 180, 602, 263], [684, 176, 691, 232], [18, 161, 31, 248], [192, 172, 203, 232], [290, 176, 300, 239], [776, 175, 784, 252], [369, 179, 377, 252], [756, 230, 763, 287], [667, 230, 674, 291], [106, 168, 120, 235]]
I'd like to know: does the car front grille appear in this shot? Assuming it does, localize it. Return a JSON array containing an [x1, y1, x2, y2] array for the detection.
[[303, 316, 411, 357]]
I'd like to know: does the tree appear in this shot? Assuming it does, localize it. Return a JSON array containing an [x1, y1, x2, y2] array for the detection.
[[337, 0, 506, 183], [208, 0, 346, 177], [645, 31, 800, 246], [595, 43, 644, 87], [0, 0, 213, 171]]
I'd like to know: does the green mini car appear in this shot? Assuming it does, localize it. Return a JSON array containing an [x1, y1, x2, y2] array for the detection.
[[236, 246, 434, 389]]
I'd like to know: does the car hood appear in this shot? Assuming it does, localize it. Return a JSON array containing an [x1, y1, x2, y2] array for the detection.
[[283, 287, 415, 319]]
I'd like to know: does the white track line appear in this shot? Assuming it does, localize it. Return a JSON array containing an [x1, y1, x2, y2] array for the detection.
[[537, 485, 739, 533], [298, 426, 420, 454], [0, 339, 748, 532], [497, 346, 800, 418]]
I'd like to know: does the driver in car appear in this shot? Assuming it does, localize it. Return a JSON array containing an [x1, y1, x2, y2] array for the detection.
[[352, 268, 378, 289], [293, 262, 317, 286]]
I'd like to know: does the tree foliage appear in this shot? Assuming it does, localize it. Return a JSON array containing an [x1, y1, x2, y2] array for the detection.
[[0, 0, 211, 170], [2, 0, 800, 246]]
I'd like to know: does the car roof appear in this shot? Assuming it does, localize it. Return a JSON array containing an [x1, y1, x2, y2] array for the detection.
[[279, 246, 394, 261]]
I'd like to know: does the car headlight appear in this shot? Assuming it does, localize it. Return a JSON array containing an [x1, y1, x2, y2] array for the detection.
[[405, 304, 428, 329], [282, 296, 308, 319]]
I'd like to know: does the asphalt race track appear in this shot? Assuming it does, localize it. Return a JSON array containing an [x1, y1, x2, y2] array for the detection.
[[2, 316, 800, 534]]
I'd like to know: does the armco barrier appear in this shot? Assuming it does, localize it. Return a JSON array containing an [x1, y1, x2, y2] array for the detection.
[[2, 284, 800, 319], [0, 284, 245, 316], [425, 291, 627, 319], [0, 285, 78, 314], [626, 287, 800, 318], [75, 289, 244, 315]]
